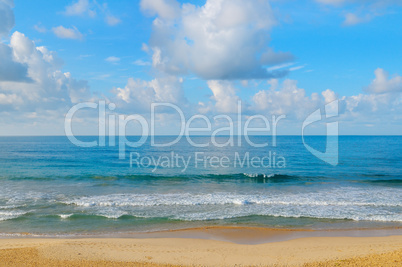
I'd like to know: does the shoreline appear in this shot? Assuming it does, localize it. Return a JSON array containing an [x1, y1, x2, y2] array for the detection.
[[125, 225, 402, 245], [1, 225, 401, 244]]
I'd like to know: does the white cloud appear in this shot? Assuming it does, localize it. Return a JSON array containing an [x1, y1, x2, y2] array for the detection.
[[63, 0, 122, 25], [207, 80, 240, 113], [133, 59, 151, 66], [248, 70, 402, 122], [105, 56, 120, 63], [0, 0, 14, 38], [143, 0, 292, 80], [0, 92, 22, 106], [0, 3, 92, 134], [107, 68, 402, 131], [105, 15, 121, 26], [289, 65, 306, 71], [1, 0, 401, 134], [343, 90, 402, 123], [343, 13, 373, 26], [33, 24, 47, 33], [141, 43, 150, 52], [113, 75, 187, 112], [252, 79, 324, 119], [198, 79, 337, 118], [52, 26, 83, 40], [267, 62, 295, 72], [343, 13, 361, 25], [366, 68, 402, 94], [0, 43, 31, 82], [0, 32, 91, 113], [140, 0, 181, 20], [193, 72, 401, 125], [0, 1, 31, 83], [64, 0, 96, 17]]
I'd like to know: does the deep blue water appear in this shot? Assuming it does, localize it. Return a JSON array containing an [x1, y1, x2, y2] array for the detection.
[[0, 136, 400, 236]]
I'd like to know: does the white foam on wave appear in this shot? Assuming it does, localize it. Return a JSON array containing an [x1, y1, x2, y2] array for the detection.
[[0, 211, 27, 221], [60, 186, 402, 222], [95, 210, 128, 219], [243, 173, 275, 178], [0, 204, 25, 209], [63, 189, 402, 208], [58, 214, 73, 219], [2, 191, 60, 207]]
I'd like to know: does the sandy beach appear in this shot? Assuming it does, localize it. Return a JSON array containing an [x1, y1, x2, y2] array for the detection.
[[0, 228, 401, 266]]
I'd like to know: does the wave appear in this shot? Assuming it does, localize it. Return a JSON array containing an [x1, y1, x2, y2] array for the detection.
[[62, 192, 402, 208], [0, 204, 26, 209], [53, 213, 166, 220], [57, 213, 128, 219], [0, 173, 306, 183], [0, 211, 28, 221], [361, 179, 402, 185], [58, 185, 402, 223], [58, 214, 74, 219], [3, 210, 402, 223], [47, 211, 402, 223], [82, 173, 302, 183], [4, 173, 399, 187]]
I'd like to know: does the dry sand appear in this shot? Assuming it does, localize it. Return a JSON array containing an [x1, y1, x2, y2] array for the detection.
[[0, 229, 401, 266]]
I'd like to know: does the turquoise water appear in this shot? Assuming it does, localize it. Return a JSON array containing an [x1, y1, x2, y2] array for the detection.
[[0, 136, 401, 236]]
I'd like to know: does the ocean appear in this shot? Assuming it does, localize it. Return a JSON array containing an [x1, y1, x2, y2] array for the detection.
[[0, 136, 400, 236]]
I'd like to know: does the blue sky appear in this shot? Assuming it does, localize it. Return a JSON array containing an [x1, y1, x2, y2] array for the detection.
[[0, 0, 401, 135]]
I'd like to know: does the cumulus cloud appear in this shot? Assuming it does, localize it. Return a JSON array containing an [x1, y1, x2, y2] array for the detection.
[[344, 92, 394, 115], [110, 67, 401, 128], [113, 75, 187, 112], [52, 26, 83, 40], [64, 0, 96, 17], [251, 79, 325, 119], [0, 32, 91, 113], [194, 78, 337, 119], [142, 0, 293, 80], [0, 0, 14, 37], [0, 0, 31, 83], [0, 43, 31, 82], [140, 0, 181, 20], [366, 68, 402, 94], [247, 71, 402, 122], [193, 69, 402, 124], [207, 80, 240, 113], [1, 0, 400, 135]]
